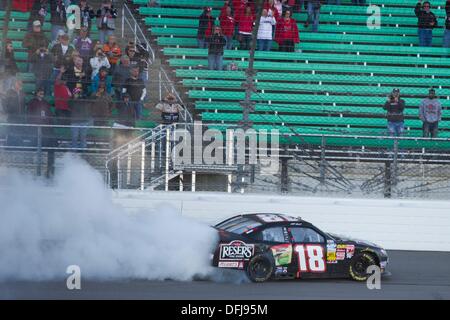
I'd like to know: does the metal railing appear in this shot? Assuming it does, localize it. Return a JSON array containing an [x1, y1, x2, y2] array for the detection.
[[159, 66, 194, 124], [121, 2, 155, 64], [120, 2, 193, 125]]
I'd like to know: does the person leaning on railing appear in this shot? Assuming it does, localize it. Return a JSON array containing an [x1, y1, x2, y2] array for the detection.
[[155, 93, 184, 125]]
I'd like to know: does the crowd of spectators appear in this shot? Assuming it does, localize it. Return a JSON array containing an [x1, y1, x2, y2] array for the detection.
[[0, 0, 182, 149]]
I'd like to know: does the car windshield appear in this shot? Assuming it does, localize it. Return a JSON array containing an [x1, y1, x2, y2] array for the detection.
[[215, 217, 262, 235]]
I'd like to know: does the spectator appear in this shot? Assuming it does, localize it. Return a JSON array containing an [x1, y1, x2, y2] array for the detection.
[[70, 87, 92, 149], [415, 0, 437, 47], [50, 33, 75, 80], [274, 0, 283, 16], [444, 0, 450, 48], [220, 5, 236, 50], [91, 66, 113, 95], [73, 27, 94, 59], [304, 1, 322, 32], [419, 88, 442, 138], [383, 89, 405, 137], [30, 0, 49, 27], [112, 55, 131, 99], [50, 0, 68, 42], [220, 0, 231, 17], [63, 56, 92, 93], [96, 0, 118, 44], [90, 47, 111, 79], [122, 66, 146, 120], [264, 0, 280, 20], [79, 0, 96, 31], [275, 10, 300, 52], [155, 93, 184, 125], [197, 7, 215, 49], [27, 87, 53, 126], [3, 40, 19, 89], [2, 79, 26, 146], [125, 42, 150, 82], [30, 46, 53, 97], [23, 20, 50, 72], [238, 5, 255, 50], [12, 0, 34, 12], [257, 9, 276, 51], [102, 35, 122, 73], [91, 84, 113, 126], [208, 26, 227, 70], [114, 93, 136, 128], [54, 72, 72, 125]]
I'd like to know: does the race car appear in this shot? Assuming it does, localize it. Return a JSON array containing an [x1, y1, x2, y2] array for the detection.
[[211, 213, 389, 282]]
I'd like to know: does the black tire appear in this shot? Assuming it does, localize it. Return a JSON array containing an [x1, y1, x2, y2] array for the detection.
[[246, 254, 274, 283], [349, 252, 378, 281]]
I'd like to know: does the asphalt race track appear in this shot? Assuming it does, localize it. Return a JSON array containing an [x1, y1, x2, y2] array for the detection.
[[1, 251, 450, 299]]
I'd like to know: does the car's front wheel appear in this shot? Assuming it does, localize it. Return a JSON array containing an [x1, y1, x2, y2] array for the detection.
[[349, 252, 378, 281], [246, 254, 274, 283]]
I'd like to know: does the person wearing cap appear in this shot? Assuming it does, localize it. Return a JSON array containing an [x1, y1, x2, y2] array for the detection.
[[197, 7, 215, 49], [155, 93, 184, 125], [73, 27, 94, 59], [383, 89, 406, 137], [70, 87, 93, 149], [51, 33, 76, 81], [96, 0, 118, 44], [23, 20, 50, 72], [50, 0, 68, 42], [415, 1, 438, 47], [419, 88, 442, 138]]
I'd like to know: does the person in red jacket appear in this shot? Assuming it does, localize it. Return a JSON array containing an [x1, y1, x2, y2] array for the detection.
[[12, 0, 35, 12], [54, 69, 73, 125], [237, 5, 255, 50], [220, 5, 236, 49], [275, 10, 299, 52]]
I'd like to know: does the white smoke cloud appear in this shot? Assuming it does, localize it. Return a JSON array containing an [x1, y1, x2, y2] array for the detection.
[[0, 155, 218, 281]]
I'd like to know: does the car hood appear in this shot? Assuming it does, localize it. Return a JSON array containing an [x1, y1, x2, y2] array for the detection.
[[327, 233, 383, 249]]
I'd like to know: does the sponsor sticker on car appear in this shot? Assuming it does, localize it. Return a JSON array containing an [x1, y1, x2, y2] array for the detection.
[[271, 244, 293, 266], [218, 261, 240, 268], [219, 240, 255, 261]]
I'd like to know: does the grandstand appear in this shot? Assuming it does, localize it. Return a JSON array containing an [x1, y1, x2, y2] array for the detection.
[[2, 0, 450, 197], [132, 0, 450, 150]]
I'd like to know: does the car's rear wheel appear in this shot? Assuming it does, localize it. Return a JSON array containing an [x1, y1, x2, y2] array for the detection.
[[349, 252, 378, 281], [246, 254, 274, 283]]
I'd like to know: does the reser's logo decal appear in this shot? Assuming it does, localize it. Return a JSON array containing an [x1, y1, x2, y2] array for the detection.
[[219, 241, 254, 260]]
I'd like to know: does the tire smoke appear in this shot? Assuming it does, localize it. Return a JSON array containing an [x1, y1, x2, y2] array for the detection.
[[0, 155, 218, 281]]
